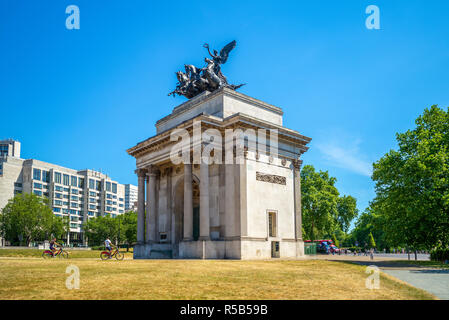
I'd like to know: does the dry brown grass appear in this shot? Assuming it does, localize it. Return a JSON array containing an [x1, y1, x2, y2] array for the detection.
[[0, 258, 435, 300]]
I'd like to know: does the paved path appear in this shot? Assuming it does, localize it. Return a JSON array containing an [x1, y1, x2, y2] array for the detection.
[[381, 268, 449, 300], [312, 254, 449, 300]]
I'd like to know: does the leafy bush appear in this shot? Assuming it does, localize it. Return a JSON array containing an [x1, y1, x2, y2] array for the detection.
[[430, 248, 449, 262]]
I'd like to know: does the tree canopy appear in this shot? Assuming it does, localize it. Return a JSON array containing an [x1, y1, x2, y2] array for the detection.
[[366, 105, 449, 250], [301, 165, 358, 241], [83, 211, 137, 248], [0, 193, 66, 245]]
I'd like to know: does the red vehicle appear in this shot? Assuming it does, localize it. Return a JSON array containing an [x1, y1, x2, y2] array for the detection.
[[313, 240, 340, 254], [100, 247, 124, 260], [42, 246, 69, 259]]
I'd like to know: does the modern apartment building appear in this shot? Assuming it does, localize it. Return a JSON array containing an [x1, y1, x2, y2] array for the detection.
[[124, 184, 138, 212], [0, 139, 136, 246]]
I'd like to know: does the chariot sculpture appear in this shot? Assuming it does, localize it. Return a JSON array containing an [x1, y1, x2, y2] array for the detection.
[[169, 40, 245, 99]]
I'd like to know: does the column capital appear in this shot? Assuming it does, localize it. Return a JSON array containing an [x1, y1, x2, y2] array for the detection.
[[292, 159, 303, 170], [146, 165, 160, 177], [135, 168, 147, 178]]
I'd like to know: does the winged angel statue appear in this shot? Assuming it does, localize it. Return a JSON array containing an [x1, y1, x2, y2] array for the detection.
[[169, 40, 245, 99]]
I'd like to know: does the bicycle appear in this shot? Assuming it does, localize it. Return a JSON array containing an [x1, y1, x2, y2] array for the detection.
[[42, 246, 69, 259], [100, 247, 124, 260]]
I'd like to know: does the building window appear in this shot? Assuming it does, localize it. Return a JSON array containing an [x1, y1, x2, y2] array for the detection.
[[268, 211, 277, 238], [55, 186, 63, 192], [54, 172, 61, 184], [55, 193, 62, 199], [112, 183, 117, 194], [78, 178, 84, 188], [63, 174, 69, 186], [89, 204, 96, 210], [71, 196, 78, 201], [71, 189, 78, 194], [71, 176, 77, 187], [63, 187, 70, 192], [89, 179, 95, 189], [34, 190, 42, 196], [42, 170, 50, 183], [54, 200, 63, 206], [89, 191, 97, 197], [14, 182, 22, 188], [106, 181, 111, 192], [33, 168, 41, 181], [96, 181, 101, 191], [33, 182, 42, 189], [53, 207, 61, 213]]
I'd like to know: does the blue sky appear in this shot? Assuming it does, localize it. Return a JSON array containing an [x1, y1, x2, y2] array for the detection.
[[1, 1, 448, 220]]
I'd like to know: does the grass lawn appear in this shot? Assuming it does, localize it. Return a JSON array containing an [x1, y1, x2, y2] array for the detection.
[[0, 256, 436, 300]]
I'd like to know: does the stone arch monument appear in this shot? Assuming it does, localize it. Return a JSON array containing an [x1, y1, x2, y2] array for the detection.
[[128, 87, 311, 259]]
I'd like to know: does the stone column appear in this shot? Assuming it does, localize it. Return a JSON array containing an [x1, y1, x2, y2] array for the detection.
[[136, 168, 146, 244], [183, 163, 193, 241], [166, 168, 173, 241], [225, 162, 235, 239], [293, 159, 303, 240], [199, 159, 210, 240], [146, 166, 158, 243]]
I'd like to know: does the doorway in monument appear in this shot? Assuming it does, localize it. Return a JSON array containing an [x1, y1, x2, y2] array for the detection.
[[173, 175, 200, 244], [192, 181, 200, 241]]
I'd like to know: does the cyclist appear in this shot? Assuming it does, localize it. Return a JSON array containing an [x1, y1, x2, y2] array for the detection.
[[49, 237, 61, 256], [104, 237, 114, 253]]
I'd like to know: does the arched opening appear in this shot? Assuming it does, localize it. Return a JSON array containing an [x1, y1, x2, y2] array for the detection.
[[173, 175, 200, 243], [192, 181, 200, 241]]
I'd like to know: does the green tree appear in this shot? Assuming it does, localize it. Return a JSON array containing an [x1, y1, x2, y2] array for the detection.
[[301, 165, 358, 241], [83, 211, 137, 249], [0, 193, 65, 245], [372, 105, 449, 250], [83, 215, 119, 246], [331, 233, 339, 247], [336, 195, 358, 233], [368, 232, 376, 248], [350, 206, 389, 250], [301, 165, 339, 241], [122, 211, 137, 251]]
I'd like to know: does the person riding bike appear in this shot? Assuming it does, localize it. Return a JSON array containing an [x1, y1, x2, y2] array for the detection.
[[49, 238, 61, 256], [104, 237, 115, 253]]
